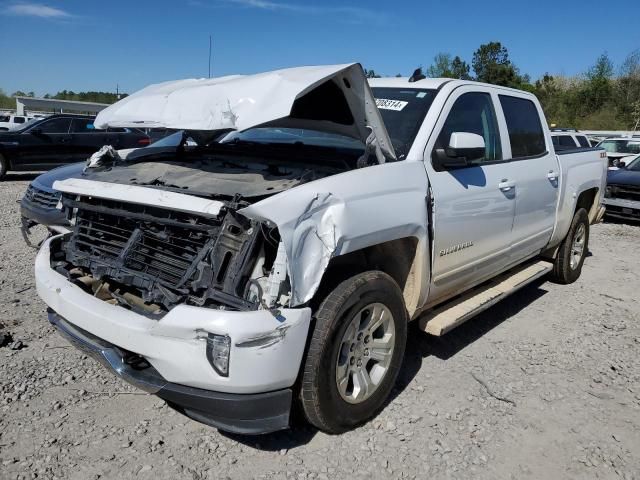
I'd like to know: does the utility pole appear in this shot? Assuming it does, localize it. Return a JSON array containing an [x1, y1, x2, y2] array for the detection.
[[116, 84, 120, 100], [208, 35, 212, 78]]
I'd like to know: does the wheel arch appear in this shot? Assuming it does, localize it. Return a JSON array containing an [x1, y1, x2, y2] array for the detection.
[[310, 236, 426, 319]]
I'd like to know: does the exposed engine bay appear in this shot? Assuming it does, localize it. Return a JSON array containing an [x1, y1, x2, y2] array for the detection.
[[48, 146, 362, 316]]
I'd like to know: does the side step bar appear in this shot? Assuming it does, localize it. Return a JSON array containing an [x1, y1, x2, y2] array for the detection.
[[419, 260, 553, 336]]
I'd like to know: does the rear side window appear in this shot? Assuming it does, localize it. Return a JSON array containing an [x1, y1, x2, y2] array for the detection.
[[558, 135, 577, 147], [71, 119, 96, 133], [14, 117, 25, 124], [576, 135, 590, 148], [499, 95, 546, 158]]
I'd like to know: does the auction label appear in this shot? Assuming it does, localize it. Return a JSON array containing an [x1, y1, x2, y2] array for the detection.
[[375, 99, 409, 111]]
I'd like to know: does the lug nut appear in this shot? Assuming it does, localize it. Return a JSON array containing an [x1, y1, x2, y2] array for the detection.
[[350, 357, 355, 366], [357, 333, 363, 341], [364, 335, 370, 344], [364, 348, 369, 356], [357, 359, 362, 367]]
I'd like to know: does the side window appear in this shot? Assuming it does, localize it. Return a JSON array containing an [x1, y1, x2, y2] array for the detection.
[[499, 95, 546, 158], [39, 118, 72, 134], [71, 119, 96, 133], [559, 135, 577, 147], [576, 135, 590, 148], [435, 92, 502, 164], [552, 136, 560, 146], [13, 117, 25, 124]]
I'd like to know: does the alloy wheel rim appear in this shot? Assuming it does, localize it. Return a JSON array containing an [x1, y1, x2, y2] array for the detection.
[[570, 223, 586, 270], [335, 302, 395, 404]]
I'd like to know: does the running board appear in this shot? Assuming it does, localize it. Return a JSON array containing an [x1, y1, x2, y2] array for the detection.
[[419, 260, 553, 336]]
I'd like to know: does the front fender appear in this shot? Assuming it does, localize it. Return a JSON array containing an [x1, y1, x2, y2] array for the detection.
[[239, 161, 430, 306]]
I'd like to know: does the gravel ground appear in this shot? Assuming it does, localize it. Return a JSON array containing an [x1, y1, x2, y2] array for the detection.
[[1, 173, 639, 480]]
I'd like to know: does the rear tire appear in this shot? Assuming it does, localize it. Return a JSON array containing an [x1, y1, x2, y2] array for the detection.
[[0, 153, 7, 180], [300, 271, 407, 434], [550, 208, 589, 284]]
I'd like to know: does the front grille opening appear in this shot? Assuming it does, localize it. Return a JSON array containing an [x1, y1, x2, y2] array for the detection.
[[57, 195, 264, 312]]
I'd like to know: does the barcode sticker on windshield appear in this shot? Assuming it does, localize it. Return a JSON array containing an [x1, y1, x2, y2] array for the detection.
[[375, 98, 409, 111]]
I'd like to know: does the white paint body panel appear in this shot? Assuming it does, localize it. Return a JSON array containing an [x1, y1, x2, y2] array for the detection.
[[36, 236, 311, 394]]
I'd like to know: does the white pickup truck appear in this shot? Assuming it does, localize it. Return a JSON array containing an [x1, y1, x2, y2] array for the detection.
[[35, 64, 607, 435]]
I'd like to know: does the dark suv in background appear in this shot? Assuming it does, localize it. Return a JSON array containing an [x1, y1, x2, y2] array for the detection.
[[0, 114, 151, 179]]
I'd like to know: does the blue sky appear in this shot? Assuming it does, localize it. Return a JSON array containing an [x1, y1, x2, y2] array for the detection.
[[1, 0, 638, 96]]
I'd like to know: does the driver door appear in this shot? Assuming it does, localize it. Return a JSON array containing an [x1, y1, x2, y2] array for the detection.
[[424, 86, 517, 303]]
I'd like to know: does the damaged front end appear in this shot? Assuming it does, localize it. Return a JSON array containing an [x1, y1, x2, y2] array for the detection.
[[50, 192, 290, 316]]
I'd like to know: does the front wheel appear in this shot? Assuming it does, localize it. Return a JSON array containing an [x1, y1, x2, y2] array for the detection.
[[300, 271, 407, 433], [550, 208, 589, 284], [0, 153, 7, 180]]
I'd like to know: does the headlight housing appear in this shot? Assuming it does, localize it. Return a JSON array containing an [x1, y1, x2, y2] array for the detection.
[[205, 333, 231, 377]]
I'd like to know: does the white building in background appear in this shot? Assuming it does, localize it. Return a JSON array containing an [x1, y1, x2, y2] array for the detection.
[[15, 96, 109, 116]]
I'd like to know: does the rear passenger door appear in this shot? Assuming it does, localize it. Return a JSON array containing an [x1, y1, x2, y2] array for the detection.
[[425, 87, 517, 302], [70, 118, 110, 162], [497, 94, 559, 261]]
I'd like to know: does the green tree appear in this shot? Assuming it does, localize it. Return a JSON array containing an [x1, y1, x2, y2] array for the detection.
[[364, 69, 381, 79], [472, 42, 523, 88], [427, 53, 453, 78], [451, 56, 472, 80]]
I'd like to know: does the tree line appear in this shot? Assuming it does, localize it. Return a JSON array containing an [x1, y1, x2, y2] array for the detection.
[[371, 42, 639, 130]]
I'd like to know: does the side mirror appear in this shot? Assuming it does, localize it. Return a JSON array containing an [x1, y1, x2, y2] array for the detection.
[[432, 132, 486, 169]]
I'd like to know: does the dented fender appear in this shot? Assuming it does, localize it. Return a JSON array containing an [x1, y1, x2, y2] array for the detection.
[[239, 161, 431, 309]]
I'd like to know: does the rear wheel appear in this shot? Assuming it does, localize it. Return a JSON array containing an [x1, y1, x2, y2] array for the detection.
[[550, 208, 589, 284], [300, 271, 407, 433], [0, 153, 7, 180]]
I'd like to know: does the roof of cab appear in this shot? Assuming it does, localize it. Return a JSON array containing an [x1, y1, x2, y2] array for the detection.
[[367, 77, 537, 97], [367, 77, 452, 89]]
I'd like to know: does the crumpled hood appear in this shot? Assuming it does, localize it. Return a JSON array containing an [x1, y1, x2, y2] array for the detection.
[[94, 63, 395, 161]]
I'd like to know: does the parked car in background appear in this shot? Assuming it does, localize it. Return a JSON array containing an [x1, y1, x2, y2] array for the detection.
[[604, 153, 640, 222], [19, 130, 195, 246], [20, 162, 83, 246], [597, 137, 640, 167], [0, 114, 38, 131], [550, 129, 591, 150], [36, 64, 607, 435], [0, 114, 151, 179]]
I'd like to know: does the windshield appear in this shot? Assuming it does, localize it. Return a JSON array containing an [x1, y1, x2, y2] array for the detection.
[[599, 139, 640, 154], [626, 154, 640, 171], [221, 128, 363, 150], [371, 87, 437, 159]]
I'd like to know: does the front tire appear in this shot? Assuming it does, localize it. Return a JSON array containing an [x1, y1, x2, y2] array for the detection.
[[550, 208, 589, 284], [300, 271, 407, 433], [0, 153, 7, 180]]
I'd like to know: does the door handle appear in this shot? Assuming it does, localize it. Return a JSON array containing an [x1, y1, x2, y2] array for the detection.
[[61, 137, 72, 143], [498, 179, 515, 192], [547, 170, 559, 180]]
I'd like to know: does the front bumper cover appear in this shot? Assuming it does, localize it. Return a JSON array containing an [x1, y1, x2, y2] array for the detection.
[[48, 311, 292, 434], [603, 197, 640, 221]]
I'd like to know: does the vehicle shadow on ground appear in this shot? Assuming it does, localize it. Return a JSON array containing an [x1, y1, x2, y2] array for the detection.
[[2, 172, 40, 182], [221, 277, 549, 451], [603, 216, 640, 227]]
